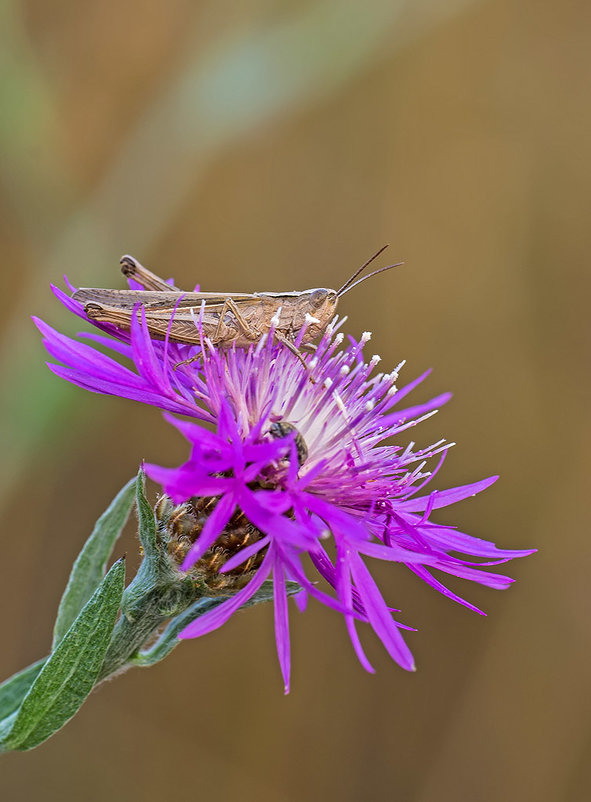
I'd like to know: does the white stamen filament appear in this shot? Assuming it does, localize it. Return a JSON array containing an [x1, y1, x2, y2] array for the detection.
[[270, 306, 283, 327], [389, 359, 406, 382], [332, 390, 348, 416], [255, 333, 268, 355]]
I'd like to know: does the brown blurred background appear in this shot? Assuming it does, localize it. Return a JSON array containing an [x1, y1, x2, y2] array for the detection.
[[0, 0, 589, 800]]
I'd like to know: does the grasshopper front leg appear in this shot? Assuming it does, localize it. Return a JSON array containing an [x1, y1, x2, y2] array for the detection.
[[273, 331, 311, 370], [174, 298, 259, 370]]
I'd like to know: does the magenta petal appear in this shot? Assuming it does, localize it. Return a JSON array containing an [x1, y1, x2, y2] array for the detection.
[[239, 490, 317, 550], [35, 317, 133, 382], [431, 560, 516, 589], [47, 364, 195, 415], [293, 588, 308, 612], [162, 412, 225, 448], [302, 495, 371, 544], [179, 551, 273, 639], [406, 563, 485, 614], [131, 309, 170, 392], [385, 369, 431, 409], [220, 535, 271, 573], [349, 552, 415, 671], [180, 494, 236, 570], [51, 284, 87, 320], [78, 331, 133, 357], [279, 549, 358, 617], [273, 555, 291, 694], [357, 540, 440, 565], [400, 476, 499, 512], [413, 521, 536, 560], [381, 392, 452, 427], [336, 546, 375, 673], [144, 463, 231, 501], [242, 488, 293, 516]]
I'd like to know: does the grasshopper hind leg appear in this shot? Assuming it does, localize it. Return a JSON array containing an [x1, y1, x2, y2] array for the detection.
[[214, 297, 259, 342], [120, 255, 180, 292]]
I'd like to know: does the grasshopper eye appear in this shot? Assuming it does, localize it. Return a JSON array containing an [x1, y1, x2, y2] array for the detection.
[[309, 289, 329, 309]]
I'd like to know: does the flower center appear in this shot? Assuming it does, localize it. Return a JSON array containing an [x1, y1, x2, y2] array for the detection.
[[156, 497, 267, 594]]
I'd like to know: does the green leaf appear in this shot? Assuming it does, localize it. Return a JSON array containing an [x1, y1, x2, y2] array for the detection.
[[130, 579, 301, 667], [129, 597, 225, 667], [135, 468, 158, 559], [0, 658, 46, 721], [245, 579, 301, 608], [52, 476, 135, 648], [1, 559, 125, 752]]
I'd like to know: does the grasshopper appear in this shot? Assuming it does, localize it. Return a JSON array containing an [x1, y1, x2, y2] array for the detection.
[[73, 246, 401, 362]]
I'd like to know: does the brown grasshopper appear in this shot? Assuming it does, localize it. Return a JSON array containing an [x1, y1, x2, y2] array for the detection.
[[73, 246, 401, 362]]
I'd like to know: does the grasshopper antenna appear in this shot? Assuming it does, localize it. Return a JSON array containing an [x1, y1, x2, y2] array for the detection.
[[336, 244, 390, 297], [336, 245, 404, 298], [337, 261, 404, 297]]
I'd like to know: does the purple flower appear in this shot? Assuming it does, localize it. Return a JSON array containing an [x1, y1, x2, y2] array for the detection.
[[35, 281, 534, 692]]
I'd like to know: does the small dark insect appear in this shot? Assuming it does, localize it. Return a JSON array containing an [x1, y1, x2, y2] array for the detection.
[[269, 420, 309, 468]]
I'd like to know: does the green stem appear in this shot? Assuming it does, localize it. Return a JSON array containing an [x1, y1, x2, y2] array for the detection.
[[97, 574, 197, 682]]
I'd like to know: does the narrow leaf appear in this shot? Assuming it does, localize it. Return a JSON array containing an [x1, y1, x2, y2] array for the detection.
[[245, 579, 301, 608], [135, 468, 158, 558], [52, 476, 135, 647], [130, 598, 225, 667], [2, 559, 125, 751], [0, 659, 46, 721]]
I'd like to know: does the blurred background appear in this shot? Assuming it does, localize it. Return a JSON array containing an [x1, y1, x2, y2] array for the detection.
[[0, 0, 589, 799]]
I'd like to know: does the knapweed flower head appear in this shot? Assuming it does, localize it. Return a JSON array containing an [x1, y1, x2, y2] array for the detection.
[[35, 278, 534, 692]]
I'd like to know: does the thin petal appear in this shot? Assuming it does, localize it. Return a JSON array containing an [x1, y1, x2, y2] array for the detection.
[[431, 560, 516, 589], [239, 490, 317, 550], [406, 563, 485, 614], [381, 392, 452, 427], [180, 494, 236, 570], [144, 463, 232, 500], [220, 535, 271, 573], [336, 545, 375, 673], [179, 551, 273, 638], [399, 476, 499, 512], [273, 554, 291, 693], [349, 552, 415, 671], [384, 369, 432, 409]]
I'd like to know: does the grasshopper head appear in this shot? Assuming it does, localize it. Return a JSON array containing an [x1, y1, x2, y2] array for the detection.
[[301, 288, 338, 340]]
